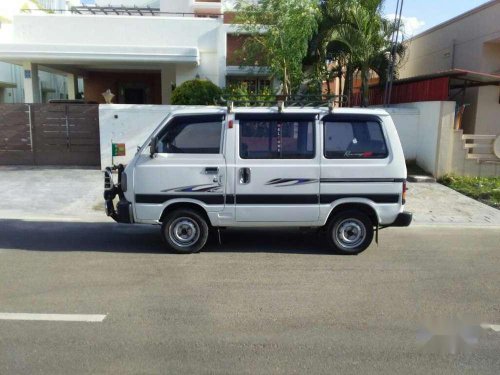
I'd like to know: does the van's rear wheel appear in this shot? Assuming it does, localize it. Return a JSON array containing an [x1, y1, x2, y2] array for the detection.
[[327, 210, 374, 255], [161, 209, 209, 253]]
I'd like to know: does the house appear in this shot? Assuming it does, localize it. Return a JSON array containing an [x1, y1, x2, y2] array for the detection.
[[0, 0, 269, 105], [0, 0, 70, 103], [398, 0, 500, 135]]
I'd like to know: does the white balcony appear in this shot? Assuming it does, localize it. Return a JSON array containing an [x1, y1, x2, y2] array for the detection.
[[192, 0, 222, 14], [0, 13, 222, 68]]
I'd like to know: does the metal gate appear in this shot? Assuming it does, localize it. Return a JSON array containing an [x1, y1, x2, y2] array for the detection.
[[31, 104, 100, 166], [0, 104, 34, 165], [0, 103, 100, 166]]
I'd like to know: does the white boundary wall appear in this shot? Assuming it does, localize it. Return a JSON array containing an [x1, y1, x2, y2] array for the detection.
[[98, 103, 451, 173], [386, 102, 456, 176], [99, 105, 171, 169], [100, 102, 496, 177], [383, 107, 419, 161]]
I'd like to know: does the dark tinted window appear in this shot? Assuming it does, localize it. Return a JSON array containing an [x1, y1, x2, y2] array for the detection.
[[239, 120, 314, 159], [159, 121, 222, 154], [324, 121, 387, 159]]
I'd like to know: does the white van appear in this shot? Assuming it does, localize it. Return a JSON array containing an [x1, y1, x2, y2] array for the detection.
[[104, 106, 412, 254]]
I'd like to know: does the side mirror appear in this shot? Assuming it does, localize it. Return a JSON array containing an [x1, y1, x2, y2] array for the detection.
[[149, 136, 158, 158]]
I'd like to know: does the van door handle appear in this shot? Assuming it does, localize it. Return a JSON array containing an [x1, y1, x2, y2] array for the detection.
[[204, 167, 219, 174], [239, 168, 251, 184]]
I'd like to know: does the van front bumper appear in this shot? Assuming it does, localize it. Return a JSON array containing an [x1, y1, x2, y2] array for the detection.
[[104, 193, 133, 224], [388, 211, 413, 227], [103, 166, 133, 224]]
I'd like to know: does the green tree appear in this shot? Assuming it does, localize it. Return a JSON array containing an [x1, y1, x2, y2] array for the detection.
[[235, 0, 320, 96], [305, 0, 406, 106], [303, 0, 351, 96], [332, 1, 397, 106]]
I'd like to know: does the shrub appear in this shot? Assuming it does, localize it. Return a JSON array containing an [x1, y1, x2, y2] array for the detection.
[[171, 79, 222, 105]]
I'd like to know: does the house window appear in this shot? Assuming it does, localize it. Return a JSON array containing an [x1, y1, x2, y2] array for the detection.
[[226, 77, 271, 94]]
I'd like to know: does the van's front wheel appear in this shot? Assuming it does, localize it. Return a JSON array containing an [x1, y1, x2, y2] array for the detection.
[[327, 210, 374, 255], [161, 209, 209, 253]]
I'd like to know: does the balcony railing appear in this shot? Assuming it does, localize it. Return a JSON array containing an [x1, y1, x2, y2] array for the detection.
[[21, 7, 222, 18]]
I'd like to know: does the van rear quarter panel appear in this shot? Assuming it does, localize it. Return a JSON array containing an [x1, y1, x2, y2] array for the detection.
[[319, 115, 406, 225]]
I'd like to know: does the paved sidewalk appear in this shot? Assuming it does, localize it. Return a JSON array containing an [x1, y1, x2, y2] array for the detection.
[[405, 182, 500, 226]]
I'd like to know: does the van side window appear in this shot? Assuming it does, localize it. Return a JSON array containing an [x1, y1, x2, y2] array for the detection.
[[159, 121, 222, 154], [324, 121, 387, 159], [239, 120, 314, 159]]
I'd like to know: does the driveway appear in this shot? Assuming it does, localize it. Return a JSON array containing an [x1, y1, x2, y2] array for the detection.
[[0, 167, 498, 226], [0, 166, 103, 221]]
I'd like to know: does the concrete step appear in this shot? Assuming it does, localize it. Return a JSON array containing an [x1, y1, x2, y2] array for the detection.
[[463, 143, 493, 149], [466, 153, 499, 162], [461, 134, 496, 140]]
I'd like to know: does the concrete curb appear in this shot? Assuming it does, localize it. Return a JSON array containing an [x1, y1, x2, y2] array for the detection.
[[407, 175, 437, 183]]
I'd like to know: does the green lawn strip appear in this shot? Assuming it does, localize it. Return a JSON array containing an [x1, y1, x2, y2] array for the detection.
[[438, 175, 500, 209]]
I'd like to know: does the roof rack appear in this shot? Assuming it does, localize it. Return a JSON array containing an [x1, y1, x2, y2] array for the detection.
[[220, 94, 347, 113]]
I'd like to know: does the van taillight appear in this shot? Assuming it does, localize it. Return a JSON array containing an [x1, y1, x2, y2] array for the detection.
[[402, 181, 407, 204]]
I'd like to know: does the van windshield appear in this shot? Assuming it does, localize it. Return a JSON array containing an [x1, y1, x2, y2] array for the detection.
[[159, 121, 222, 154]]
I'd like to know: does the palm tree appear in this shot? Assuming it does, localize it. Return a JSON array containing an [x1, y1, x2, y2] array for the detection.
[[333, 2, 379, 106], [302, 0, 352, 98], [304, 0, 406, 107]]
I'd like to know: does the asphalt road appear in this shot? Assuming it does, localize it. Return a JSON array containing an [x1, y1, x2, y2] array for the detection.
[[0, 221, 499, 374]]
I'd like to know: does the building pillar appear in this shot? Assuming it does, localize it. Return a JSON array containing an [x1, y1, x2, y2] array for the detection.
[[22, 62, 41, 103], [161, 65, 176, 104], [66, 73, 78, 100], [217, 22, 227, 88]]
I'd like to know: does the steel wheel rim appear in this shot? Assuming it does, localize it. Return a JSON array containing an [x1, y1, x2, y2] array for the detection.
[[334, 218, 366, 250], [169, 217, 200, 247]]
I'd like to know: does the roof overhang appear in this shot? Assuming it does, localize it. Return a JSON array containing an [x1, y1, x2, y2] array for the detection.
[[375, 69, 500, 89], [226, 65, 271, 77], [448, 69, 500, 88], [0, 80, 17, 88], [0, 43, 200, 65]]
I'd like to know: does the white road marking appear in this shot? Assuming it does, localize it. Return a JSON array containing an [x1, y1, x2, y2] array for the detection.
[[0, 313, 106, 322], [480, 323, 500, 332]]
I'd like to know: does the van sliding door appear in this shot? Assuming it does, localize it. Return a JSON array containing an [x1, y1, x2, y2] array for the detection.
[[234, 113, 320, 222]]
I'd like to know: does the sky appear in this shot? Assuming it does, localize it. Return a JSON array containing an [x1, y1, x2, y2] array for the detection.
[[382, 0, 493, 37]]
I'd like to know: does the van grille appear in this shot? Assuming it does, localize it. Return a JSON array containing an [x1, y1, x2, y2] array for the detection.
[[104, 170, 114, 190]]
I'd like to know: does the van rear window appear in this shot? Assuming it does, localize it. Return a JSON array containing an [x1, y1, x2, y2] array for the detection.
[[323, 121, 388, 159]]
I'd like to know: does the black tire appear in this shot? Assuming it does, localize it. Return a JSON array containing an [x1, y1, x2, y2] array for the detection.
[[326, 210, 374, 255], [161, 208, 209, 253]]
